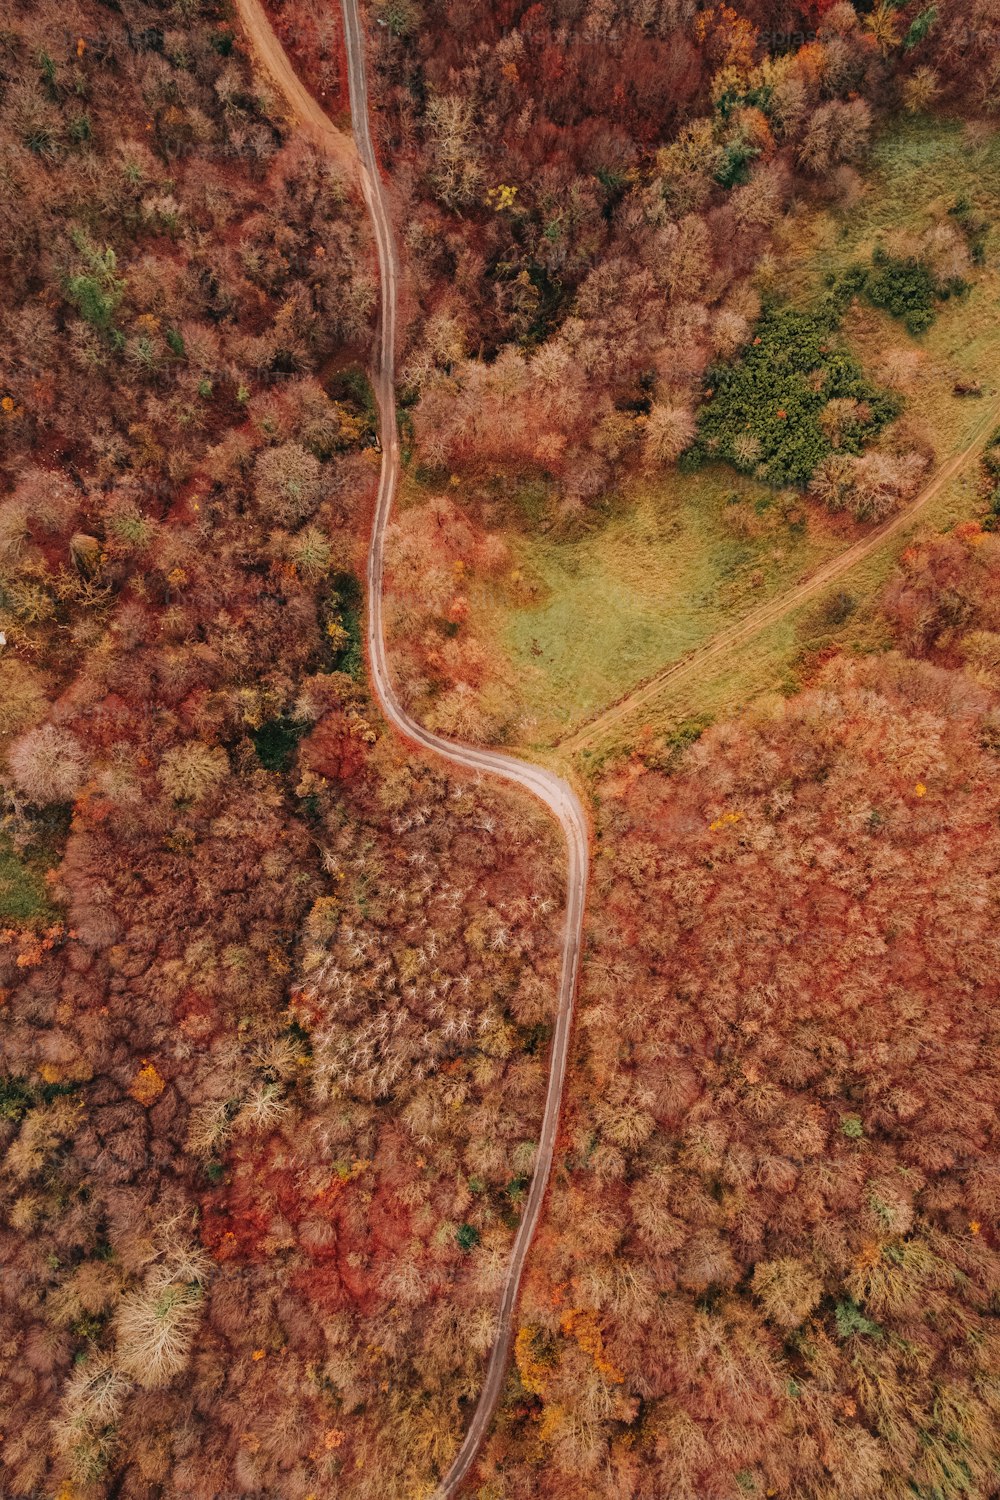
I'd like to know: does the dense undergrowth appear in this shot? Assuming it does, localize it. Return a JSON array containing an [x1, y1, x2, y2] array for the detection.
[[683, 304, 900, 486]]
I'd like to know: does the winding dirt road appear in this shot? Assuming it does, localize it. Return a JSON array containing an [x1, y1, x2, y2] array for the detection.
[[235, 0, 590, 1491], [558, 395, 1000, 756], [338, 8, 590, 1492]]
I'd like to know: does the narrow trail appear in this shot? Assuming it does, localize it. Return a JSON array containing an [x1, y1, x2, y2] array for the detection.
[[234, 0, 591, 1492], [558, 394, 1000, 755]]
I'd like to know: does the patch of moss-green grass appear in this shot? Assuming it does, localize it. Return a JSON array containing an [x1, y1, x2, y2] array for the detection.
[[496, 467, 843, 742], [0, 836, 59, 928]]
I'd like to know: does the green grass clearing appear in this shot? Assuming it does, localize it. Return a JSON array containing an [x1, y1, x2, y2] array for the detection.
[[494, 469, 846, 743], [571, 450, 987, 770], [779, 118, 1000, 457]]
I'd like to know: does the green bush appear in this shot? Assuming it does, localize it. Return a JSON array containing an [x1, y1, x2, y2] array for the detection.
[[376, 0, 421, 35], [834, 1297, 882, 1340], [0, 1076, 32, 1122], [324, 366, 378, 444], [252, 717, 305, 772], [950, 198, 990, 266], [323, 572, 364, 680], [828, 246, 971, 335], [67, 272, 119, 331], [979, 427, 1000, 529], [863, 247, 942, 334], [714, 140, 759, 189], [66, 231, 124, 337], [982, 427, 1000, 480], [685, 306, 899, 487], [904, 5, 938, 49], [715, 83, 773, 120]]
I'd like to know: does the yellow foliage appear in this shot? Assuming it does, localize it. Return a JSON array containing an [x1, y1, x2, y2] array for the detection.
[[695, 4, 757, 73], [657, 118, 723, 187], [485, 183, 519, 212], [514, 1325, 550, 1398], [538, 1401, 565, 1444], [332, 401, 363, 445], [864, 1, 901, 55], [559, 1308, 625, 1384], [329, 1158, 371, 1187], [710, 63, 746, 104], [129, 1060, 165, 1107], [709, 809, 743, 832]]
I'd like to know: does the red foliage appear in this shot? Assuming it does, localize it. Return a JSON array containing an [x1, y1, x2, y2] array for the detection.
[[263, 0, 349, 117], [299, 710, 370, 781]]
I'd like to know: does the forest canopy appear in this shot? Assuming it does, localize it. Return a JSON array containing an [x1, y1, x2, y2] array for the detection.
[[3, 0, 1000, 1495]]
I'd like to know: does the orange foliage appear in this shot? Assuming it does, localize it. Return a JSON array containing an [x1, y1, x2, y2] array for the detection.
[[514, 1326, 551, 1399], [129, 1061, 166, 1107], [559, 1308, 625, 1384], [498, 628, 1000, 1494]]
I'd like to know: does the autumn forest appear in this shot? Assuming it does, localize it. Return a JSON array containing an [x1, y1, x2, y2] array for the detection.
[[2, 0, 1000, 1497]]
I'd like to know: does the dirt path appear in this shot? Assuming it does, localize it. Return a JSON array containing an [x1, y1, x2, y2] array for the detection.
[[558, 397, 1000, 756], [232, 0, 355, 169], [233, 1, 591, 1494]]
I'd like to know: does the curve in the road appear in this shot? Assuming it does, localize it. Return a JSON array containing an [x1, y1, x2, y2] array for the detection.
[[236, 0, 590, 1492], [339, 6, 591, 1486]]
